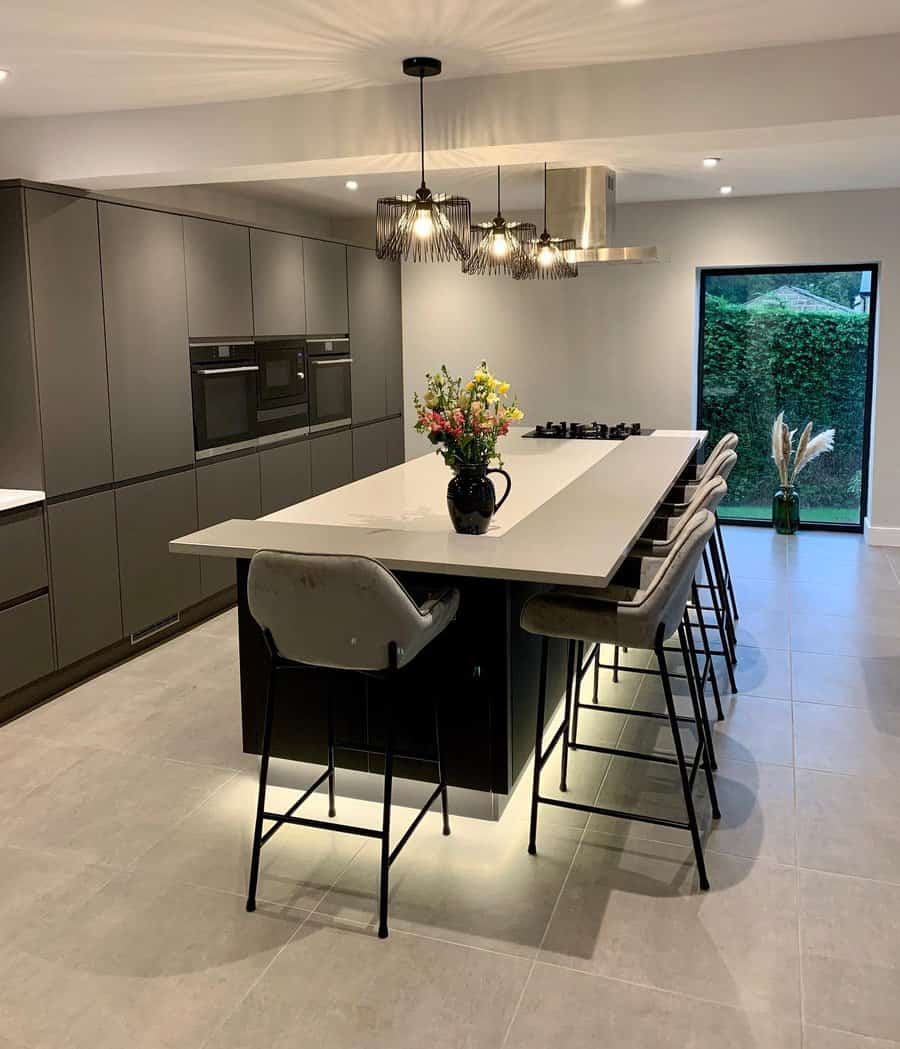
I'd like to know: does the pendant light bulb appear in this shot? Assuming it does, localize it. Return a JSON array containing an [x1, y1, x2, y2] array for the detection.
[[413, 206, 434, 239], [491, 230, 508, 258], [538, 243, 555, 267]]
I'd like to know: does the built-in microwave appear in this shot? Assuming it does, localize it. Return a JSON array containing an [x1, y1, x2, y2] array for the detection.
[[256, 337, 309, 444], [190, 341, 259, 459], [307, 337, 352, 433]]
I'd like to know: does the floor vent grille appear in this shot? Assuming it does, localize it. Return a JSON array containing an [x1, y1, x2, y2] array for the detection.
[[130, 612, 180, 645]]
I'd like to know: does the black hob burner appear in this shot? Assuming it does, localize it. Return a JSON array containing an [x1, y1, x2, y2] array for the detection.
[[524, 421, 654, 440]]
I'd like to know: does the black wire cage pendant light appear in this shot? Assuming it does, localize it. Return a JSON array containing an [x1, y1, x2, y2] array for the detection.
[[515, 163, 578, 280], [463, 166, 537, 277], [376, 58, 472, 263]]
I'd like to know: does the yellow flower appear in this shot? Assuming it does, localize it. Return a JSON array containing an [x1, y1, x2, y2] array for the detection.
[[466, 380, 475, 391], [487, 393, 498, 404], [510, 407, 524, 421], [424, 390, 437, 407], [498, 381, 510, 395], [473, 370, 486, 383]]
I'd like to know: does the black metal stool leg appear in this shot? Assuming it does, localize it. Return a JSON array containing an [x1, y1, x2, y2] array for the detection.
[[378, 696, 395, 939], [681, 612, 718, 771], [326, 693, 337, 819], [657, 632, 710, 891], [592, 642, 600, 704], [572, 641, 584, 747], [612, 643, 620, 683], [560, 639, 575, 792], [679, 623, 721, 819], [715, 514, 740, 623], [708, 538, 738, 663], [247, 665, 276, 913], [434, 697, 451, 837], [691, 580, 724, 721], [703, 547, 738, 695], [528, 636, 550, 856]]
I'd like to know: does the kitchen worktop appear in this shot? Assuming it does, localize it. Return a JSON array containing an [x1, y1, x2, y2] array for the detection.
[[171, 430, 705, 589], [0, 489, 45, 514]]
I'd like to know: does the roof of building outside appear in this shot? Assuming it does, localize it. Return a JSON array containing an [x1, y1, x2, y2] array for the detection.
[[745, 285, 854, 313]]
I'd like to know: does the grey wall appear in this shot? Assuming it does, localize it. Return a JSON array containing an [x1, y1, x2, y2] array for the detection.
[[401, 187, 900, 541]]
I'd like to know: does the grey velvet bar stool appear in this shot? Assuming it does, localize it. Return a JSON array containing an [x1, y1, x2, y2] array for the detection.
[[521, 511, 720, 890], [598, 473, 734, 726], [245, 550, 460, 938]]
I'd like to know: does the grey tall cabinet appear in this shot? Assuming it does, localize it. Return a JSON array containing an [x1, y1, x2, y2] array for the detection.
[[25, 191, 114, 497], [251, 228, 306, 336], [303, 239, 349, 334], [99, 204, 194, 481], [348, 247, 403, 424], [184, 217, 253, 339]]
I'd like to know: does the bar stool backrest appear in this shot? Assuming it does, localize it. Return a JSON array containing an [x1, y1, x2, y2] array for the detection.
[[248, 551, 445, 671], [664, 475, 728, 543], [621, 510, 716, 647], [698, 438, 738, 482]]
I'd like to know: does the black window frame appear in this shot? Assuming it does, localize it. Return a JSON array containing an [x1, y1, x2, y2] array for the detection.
[[696, 263, 879, 533]]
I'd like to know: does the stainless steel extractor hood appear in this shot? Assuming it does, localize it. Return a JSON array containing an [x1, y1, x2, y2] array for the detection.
[[546, 166, 659, 264]]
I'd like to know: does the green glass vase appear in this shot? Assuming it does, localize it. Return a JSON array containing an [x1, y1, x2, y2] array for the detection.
[[772, 485, 799, 535]]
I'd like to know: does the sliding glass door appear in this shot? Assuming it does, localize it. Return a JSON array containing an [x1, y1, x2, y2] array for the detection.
[[697, 265, 877, 530]]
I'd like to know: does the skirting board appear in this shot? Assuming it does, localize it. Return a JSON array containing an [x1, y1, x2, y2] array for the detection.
[[865, 518, 900, 547]]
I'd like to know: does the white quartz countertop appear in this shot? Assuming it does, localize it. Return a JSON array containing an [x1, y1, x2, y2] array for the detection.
[[170, 431, 705, 589], [0, 489, 45, 514]]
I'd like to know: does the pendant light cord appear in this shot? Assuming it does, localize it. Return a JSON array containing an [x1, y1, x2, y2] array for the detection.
[[419, 74, 426, 189], [497, 165, 501, 217], [543, 162, 549, 237]]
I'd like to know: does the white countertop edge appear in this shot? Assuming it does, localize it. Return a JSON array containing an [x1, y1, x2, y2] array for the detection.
[[0, 489, 46, 513]]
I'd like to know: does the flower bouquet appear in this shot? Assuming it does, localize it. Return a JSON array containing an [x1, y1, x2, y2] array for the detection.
[[414, 362, 524, 534]]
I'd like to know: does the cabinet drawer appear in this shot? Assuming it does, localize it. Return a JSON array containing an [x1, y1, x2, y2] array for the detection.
[[259, 439, 311, 515], [0, 507, 47, 605], [196, 453, 261, 598], [310, 430, 353, 496], [47, 491, 123, 668], [0, 595, 54, 698]]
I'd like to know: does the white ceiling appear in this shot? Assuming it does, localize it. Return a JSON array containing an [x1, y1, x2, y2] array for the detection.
[[3, 0, 900, 117]]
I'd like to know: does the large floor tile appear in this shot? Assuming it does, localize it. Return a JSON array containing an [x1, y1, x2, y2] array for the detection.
[[786, 555, 899, 592], [733, 607, 792, 651], [317, 810, 580, 957], [794, 703, 900, 778], [589, 755, 796, 865], [789, 579, 900, 621], [0, 871, 304, 1049], [507, 962, 802, 1049], [0, 844, 112, 949], [118, 629, 238, 688], [791, 612, 900, 659], [730, 574, 792, 614], [539, 833, 801, 1018], [204, 914, 532, 1049], [0, 730, 91, 822], [792, 650, 900, 712], [804, 1025, 900, 1049], [137, 774, 365, 910], [797, 769, 900, 883], [801, 869, 900, 1041], [3, 747, 234, 867], [722, 645, 792, 701]]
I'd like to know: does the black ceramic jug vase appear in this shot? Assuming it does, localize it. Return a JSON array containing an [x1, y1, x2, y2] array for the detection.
[[446, 463, 512, 535]]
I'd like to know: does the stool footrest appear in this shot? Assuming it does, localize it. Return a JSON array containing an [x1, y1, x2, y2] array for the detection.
[[333, 739, 439, 765], [537, 794, 690, 831], [263, 812, 382, 839], [575, 701, 695, 726], [388, 783, 444, 865]]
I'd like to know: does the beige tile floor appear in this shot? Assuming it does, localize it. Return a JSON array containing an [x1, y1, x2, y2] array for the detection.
[[1, 526, 899, 1048]]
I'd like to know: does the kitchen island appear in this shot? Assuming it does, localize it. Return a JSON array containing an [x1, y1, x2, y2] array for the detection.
[[171, 431, 703, 814]]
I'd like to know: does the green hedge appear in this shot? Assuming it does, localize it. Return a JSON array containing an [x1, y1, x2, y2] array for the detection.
[[699, 296, 870, 510]]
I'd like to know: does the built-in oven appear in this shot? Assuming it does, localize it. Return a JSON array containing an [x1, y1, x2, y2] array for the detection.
[[307, 337, 352, 433], [190, 340, 259, 459], [256, 337, 309, 444]]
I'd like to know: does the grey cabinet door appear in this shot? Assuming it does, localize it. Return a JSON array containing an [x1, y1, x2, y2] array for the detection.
[[115, 469, 201, 636], [0, 507, 47, 605], [99, 204, 194, 481], [26, 191, 113, 497], [348, 247, 402, 423], [259, 439, 311, 515], [47, 491, 123, 667], [250, 228, 306, 337], [310, 430, 353, 496], [0, 595, 54, 698], [385, 416, 406, 467], [196, 452, 261, 598], [184, 217, 253, 339], [303, 239, 348, 335], [352, 421, 388, 481]]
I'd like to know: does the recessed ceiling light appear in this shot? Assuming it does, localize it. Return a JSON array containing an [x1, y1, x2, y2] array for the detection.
[[0, 70, 9, 83], [703, 157, 720, 168], [719, 185, 733, 195], [345, 179, 359, 191]]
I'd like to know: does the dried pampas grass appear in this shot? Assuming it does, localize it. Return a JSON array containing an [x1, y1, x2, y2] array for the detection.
[[770, 410, 836, 486]]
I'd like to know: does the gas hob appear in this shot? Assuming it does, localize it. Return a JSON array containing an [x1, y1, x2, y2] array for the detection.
[[522, 421, 654, 440]]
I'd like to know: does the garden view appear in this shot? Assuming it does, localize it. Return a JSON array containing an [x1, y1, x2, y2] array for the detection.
[[698, 267, 875, 526]]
